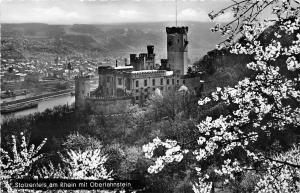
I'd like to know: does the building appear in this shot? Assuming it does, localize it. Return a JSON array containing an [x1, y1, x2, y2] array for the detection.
[[75, 26, 204, 114]]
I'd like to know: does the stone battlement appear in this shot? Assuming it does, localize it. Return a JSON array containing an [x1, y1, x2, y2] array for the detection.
[[87, 95, 133, 101], [130, 70, 174, 78], [131, 70, 166, 74], [75, 75, 92, 79], [166, 26, 188, 34]]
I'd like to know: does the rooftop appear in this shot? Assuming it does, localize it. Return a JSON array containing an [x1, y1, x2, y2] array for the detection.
[[165, 71, 173, 76], [113, 66, 133, 70], [131, 70, 174, 76]]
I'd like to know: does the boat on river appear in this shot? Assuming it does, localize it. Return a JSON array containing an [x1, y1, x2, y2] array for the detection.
[[1, 102, 38, 114]]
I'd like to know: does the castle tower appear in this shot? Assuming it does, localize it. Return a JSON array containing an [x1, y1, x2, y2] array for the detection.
[[75, 75, 91, 110], [166, 26, 189, 75], [146, 45, 155, 70]]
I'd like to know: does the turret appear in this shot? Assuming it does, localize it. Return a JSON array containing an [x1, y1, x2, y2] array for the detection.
[[75, 75, 91, 110], [147, 45, 154, 55]]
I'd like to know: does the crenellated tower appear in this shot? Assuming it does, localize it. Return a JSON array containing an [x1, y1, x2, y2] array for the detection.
[[166, 26, 189, 75]]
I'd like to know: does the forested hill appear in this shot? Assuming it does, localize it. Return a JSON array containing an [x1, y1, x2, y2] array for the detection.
[[1, 22, 222, 60], [194, 18, 300, 94]]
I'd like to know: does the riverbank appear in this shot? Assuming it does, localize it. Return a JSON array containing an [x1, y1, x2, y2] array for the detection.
[[0, 95, 75, 123], [1, 89, 74, 107]]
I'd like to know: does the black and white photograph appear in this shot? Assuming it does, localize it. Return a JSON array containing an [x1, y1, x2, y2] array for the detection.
[[1, 0, 300, 192]]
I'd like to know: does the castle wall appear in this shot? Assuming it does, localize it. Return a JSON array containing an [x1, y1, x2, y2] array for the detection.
[[167, 52, 188, 75], [129, 70, 182, 104], [86, 97, 132, 115], [97, 66, 132, 97]]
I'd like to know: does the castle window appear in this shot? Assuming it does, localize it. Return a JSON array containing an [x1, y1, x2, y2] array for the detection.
[[153, 88, 155, 91], [118, 78, 122, 85], [136, 96, 139, 100], [144, 79, 147, 87], [160, 78, 163, 85], [172, 79, 174, 85], [152, 79, 155, 86], [136, 89, 139, 93], [136, 80, 139, 87], [183, 80, 186, 84], [167, 79, 169, 85], [177, 80, 179, 85]]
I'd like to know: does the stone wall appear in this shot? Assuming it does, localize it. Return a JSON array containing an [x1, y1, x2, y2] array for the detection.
[[86, 96, 133, 115]]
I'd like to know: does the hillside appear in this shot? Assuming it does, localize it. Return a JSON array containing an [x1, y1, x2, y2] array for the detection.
[[194, 18, 300, 94], [1, 22, 222, 61]]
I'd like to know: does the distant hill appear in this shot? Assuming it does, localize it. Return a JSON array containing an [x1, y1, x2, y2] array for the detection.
[[1, 22, 222, 62]]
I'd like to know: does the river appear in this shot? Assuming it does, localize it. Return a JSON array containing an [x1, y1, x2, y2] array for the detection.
[[1, 79, 98, 123], [1, 95, 75, 123]]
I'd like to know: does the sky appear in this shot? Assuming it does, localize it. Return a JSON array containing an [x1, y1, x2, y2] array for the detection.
[[1, 0, 233, 24]]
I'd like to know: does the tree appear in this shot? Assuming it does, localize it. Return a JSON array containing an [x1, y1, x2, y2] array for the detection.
[[62, 132, 103, 151], [143, 1, 300, 192], [40, 149, 113, 180], [0, 132, 47, 192], [145, 89, 199, 121], [255, 145, 300, 192]]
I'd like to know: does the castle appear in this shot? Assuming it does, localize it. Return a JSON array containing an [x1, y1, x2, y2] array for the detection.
[[75, 26, 204, 115]]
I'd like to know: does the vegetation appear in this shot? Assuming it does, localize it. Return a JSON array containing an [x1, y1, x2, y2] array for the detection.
[[1, 1, 300, 193], [145, 0, 300, 192]]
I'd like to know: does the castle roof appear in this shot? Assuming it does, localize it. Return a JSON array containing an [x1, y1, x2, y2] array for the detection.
[[113, 66, 133, 70]]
